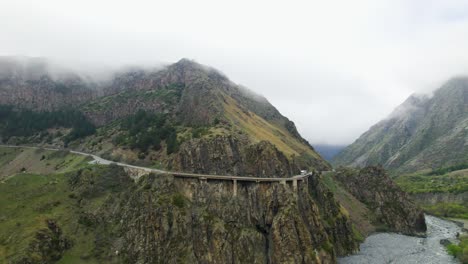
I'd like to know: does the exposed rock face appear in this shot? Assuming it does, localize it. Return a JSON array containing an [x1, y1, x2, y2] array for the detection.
[[0, 57, 98, 110], [174, 136, 298, 177], [307, 174, 360, 255], [333, 166, 427, 235], [333, 78, 468, 173], [411, 192, 468, 206], [92, 169, 359, 264], [0, 75, 97, 111]]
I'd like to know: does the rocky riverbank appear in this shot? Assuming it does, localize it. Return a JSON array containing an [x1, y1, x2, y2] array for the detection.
[[339, 215, 462, 264]]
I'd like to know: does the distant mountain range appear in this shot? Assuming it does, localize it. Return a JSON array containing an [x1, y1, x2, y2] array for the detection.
[[313, 144, 346, 161], [333, 77, 468, 173]]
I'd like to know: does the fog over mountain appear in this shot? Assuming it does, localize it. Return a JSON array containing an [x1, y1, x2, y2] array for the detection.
[[2, 0, 468, 145]]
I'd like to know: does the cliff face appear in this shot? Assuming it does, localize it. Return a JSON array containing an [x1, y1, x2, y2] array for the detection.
[[0, 57, 98, 110], [173, 136, 300, 177], [333, 78, 468, 173], [333, 166, 427, 235], [67, 166, 359, 263]]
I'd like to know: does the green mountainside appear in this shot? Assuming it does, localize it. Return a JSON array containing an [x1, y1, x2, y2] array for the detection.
[[333, 77, 468, 173], [0, 57, 428, 263], [0, 58, 328, 176], [333, 77, 468, 225], [0, 147, 427, 263]]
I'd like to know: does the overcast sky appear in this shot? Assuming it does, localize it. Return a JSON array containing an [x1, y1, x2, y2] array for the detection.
[[2, 0, 468, 145]]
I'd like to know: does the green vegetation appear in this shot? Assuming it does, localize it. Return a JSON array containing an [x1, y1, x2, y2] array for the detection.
[[422, 203, 468, 219], [113, 110, 179, 154], [0, 164, 131, 263], [0, 147, 92, 180], [83, 84, 184, 112], [427, 163, 468, 176], [395, 169, 468, 194], [0, 105, 95, 144], [223, 96, 321, 160], [172, 193, 186, 208], [333, 80, 467, 173], [0, 148, 122, 263], [446, 235, 468, 263], [191, 126, 210, 139], [395, 166, 468, 220]]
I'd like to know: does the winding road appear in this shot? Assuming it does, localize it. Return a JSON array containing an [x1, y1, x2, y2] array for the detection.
[[0, 145, 313, 183]]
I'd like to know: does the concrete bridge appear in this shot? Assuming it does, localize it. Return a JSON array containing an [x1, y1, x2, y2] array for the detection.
[[0, 145, 315, 195]]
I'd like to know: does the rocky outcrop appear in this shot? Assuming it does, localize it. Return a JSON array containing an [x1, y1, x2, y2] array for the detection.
[[333, 166, 427, 235], [85, 168, 359, 263], [18, 219, 72, 264], [174, 135, 299, 177]]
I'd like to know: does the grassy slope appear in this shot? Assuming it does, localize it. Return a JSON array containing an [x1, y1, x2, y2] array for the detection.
[[0, 147, 92, 181], [0, 148, 106, 263], [395, 169, 468, 219], [0, 173, 101, 264], [223, 96, 321, 160], [81, 85, 182, 113], [395, 169, 468, 194]]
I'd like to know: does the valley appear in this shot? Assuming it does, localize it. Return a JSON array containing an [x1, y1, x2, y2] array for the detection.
[[0, 57, 464, 263], [2, 1, 468, 263]]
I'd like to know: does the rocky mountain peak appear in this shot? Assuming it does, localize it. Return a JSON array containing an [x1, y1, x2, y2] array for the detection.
[[333, 76, 468, 172], [387, 93, 429, 120]]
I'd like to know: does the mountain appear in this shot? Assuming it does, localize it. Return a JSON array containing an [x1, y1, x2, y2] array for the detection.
[[0, 56, 98, 110], [314, 144, 346, 161], [0, 147, 426, 263], [333, 77, 468, 173], [0, 57, 328, 176], [0, 57, 427, 263]]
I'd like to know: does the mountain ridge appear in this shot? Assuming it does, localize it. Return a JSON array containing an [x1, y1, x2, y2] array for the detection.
[[0, 57, 329, 175], [333, 77, 468, 173]]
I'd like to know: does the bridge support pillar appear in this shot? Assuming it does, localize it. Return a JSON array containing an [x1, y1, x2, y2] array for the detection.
[[293, 179, 298, 192], [233, 179, 238, 197]]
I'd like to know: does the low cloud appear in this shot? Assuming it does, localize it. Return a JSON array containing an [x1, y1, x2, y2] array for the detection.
[[1, 0, 468, 145]]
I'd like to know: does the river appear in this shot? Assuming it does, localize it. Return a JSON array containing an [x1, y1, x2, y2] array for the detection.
[[339, 215, 462, 264]]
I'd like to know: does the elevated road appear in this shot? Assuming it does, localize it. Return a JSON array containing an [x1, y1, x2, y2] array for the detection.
[[0, 145, 313, 183]]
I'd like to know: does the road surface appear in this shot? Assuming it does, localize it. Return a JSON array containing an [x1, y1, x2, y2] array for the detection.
[[0, 145, 313, 182]]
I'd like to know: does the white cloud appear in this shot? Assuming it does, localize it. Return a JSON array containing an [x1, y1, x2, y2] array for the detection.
[[1, 0, 468, 145]]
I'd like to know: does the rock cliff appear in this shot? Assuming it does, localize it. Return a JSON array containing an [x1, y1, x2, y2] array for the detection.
[[174, 136, 306, 177], [67, 166, 359, 263], [333, 166, 427, 235]]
